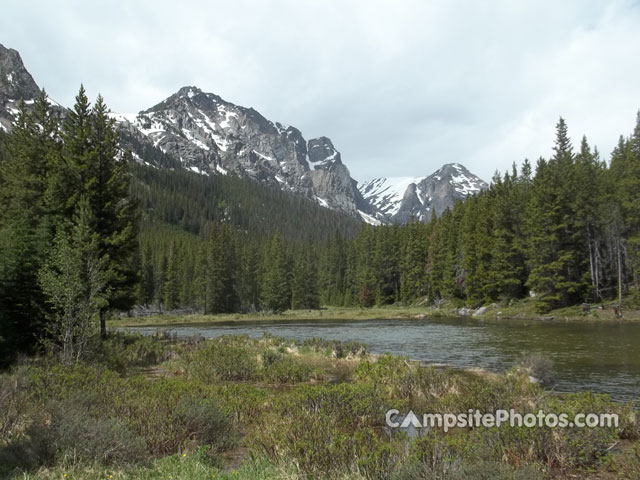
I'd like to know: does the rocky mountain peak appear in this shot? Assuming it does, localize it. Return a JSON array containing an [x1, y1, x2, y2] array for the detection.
[[359, 163, 488, 223], [111, 85, 378, 221], [307, 136, 342, 171], [0, 44, 40, 101], [0, 44, 42, 131]]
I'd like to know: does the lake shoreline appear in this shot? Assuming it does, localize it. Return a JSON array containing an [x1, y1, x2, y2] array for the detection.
[[111, 302, 640, 328]]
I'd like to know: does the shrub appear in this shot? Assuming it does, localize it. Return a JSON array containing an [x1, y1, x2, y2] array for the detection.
[[261, 348, 283, 367], [540, 392, 621, 470], [301, 337, 367, 358], [0, 371, 29, 439], [262, 355, 313, 383], [44, 403, 147, 465], [392, 458, 546, 480], [252, 382, 399, 477], [189, 336, 260, 382], [0, 394, 147, 472], [0, 429, 54, 476], [518, 352, 555, 386], [174, 397, 237, 453]]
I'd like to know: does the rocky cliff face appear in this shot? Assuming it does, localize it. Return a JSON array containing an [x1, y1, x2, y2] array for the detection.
[[360, 163, 488, 223], [0, 44, 41, 131], [113, 86, 377, 221]]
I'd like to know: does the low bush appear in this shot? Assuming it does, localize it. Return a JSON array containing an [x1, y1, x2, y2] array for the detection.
[[252, 382, 401, 477], [392, 458, 546, 480], [89, 332, 173, 373], [301, 337, 367, 358], [173, 397, 237, 452], [189, 335, 260, 382], [42, 395, 147, 465], [262, 355, 314, 383], [0, 370, 29, 439], [518, 352, 555, 385]]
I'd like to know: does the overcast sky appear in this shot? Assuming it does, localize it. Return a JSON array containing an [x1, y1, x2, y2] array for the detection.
[[3, 0, 640, 182]]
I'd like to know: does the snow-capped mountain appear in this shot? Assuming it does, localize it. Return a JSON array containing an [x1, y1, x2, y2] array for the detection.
[[0, 43, 487, 226], [112, 86, 377, 222], [359, 164, 488, 223]]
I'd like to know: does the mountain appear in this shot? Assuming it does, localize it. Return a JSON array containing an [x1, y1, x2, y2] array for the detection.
[[0, 43, 487, 226], [0, 44, 41, 131], [359, 163, 488, 222], [112, 86, 379, 223]]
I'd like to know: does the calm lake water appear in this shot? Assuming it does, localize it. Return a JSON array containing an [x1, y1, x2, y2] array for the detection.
[[125, 317, 640, 403]]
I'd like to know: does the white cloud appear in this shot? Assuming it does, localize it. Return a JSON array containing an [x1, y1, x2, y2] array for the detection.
[[2, 0, 639, 182]]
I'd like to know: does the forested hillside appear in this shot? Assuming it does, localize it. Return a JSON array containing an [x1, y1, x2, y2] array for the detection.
[[135, 115, 640, 315]]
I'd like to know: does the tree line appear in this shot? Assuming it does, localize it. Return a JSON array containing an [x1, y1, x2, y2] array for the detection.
[[133, 115, 640, 315]]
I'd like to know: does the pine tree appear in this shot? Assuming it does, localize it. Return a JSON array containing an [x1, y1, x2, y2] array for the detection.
[[163, 241, 181, 310], [526, 119, 590, 311], [59, 85, 94, 217], [137, 243, 155, 307], [399, 221, 429, 303], [260, 231, 290, 312], [58, 87, 139, 334], [0, 91, 60, 357], [291, 249, 320, 310], [90, 96, 139, 324], [205, 223, 238, 313]]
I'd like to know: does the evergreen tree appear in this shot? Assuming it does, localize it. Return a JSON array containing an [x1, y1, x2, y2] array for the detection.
[[163, 241, 181, 310], [260, 231, 291, 312], [399, 221, 428, 303], [526, 119, 590, 311], [291, 249, 320, 310], [204, 224, 238, 313], [137, 243, 155, 307], [0, 91, 60, 358], [58, 87, 139, 334]]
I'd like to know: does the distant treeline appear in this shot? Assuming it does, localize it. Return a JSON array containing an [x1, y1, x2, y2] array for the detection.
[[136, 115, 640, 314]]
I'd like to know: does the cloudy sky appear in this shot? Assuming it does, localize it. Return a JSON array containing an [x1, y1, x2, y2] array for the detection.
[[3, 0, 640, 182]]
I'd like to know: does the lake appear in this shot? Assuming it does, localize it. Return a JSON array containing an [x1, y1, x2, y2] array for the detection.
[[124, 317, 640, 403]]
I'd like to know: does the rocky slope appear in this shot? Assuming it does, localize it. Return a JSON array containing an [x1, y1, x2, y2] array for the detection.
[[359, 163, 488, 222], [112, 86, 378, 222], [0, 44, 41, 131]]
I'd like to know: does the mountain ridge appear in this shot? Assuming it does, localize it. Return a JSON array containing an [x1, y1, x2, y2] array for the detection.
[[112, 85, 379, 222], [359, 163, 488, 222], [0, 43, 487, 224]]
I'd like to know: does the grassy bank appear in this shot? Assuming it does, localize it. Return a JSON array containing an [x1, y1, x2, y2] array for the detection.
[[112, 298, 640, 328], [110, 305, 439, 328], [1, 332, 638, 479]]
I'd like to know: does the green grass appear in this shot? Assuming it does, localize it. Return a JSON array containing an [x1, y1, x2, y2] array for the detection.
[[110, 305, 446, 328], [16, 454, 307, 480]]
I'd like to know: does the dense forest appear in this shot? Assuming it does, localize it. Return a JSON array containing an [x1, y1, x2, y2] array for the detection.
[[1, 86, 640, 366], [133, 116, 640, 316]]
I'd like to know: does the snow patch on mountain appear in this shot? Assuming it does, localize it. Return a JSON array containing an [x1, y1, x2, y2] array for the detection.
[[359, 176, 426, 217], [358, 210, 382, 226], [359, 163, 488, 223]]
